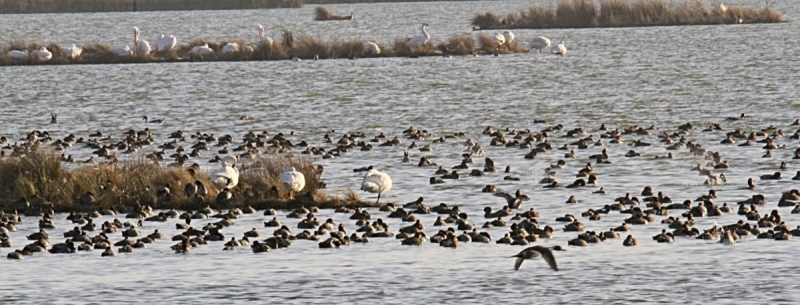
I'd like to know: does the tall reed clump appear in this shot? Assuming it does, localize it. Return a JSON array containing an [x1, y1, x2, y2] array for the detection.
[[472, 0, 783, 30], [0, 148, 374, 213], [314, 6, 354, 21]]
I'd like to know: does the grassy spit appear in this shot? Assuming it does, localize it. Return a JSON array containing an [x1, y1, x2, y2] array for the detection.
[[0, 29, 529, 66], [0, 149, 383, 214], [0, 0, 302, 14], [472, 0, 783, 30]]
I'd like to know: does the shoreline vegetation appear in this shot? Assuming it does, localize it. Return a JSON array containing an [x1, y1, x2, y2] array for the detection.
[[472, 0, 783, 30], [0, 30, 528, 66], [314, 6, 354, 21], [0, 149, 385, 214]]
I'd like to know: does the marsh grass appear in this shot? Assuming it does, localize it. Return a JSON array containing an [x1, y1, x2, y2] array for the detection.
[[472, 0, 783, 30], [314, 6, 354, 21], [0, 29, 524, 66], [476, 34, 525, 55], [0, 149, 378, 213]]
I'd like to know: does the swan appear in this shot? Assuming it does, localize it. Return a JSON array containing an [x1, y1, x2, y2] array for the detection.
[[529, 36, 551, 53], [189, 44, 214, 56], [8, 50, 28, 59], [221, 42, 240, 53], [493, 33, 506, 47], [361, 169, 392, 204], [551, 40, 566, 55], [32, 46, 52, 61], [280, 167, 306, 199], [503, 30, 515, 45], [257, 24, 274, 47], [155, 34, 177, 52], [133, 27, 151, 56], [66, 44, 82, 59], [111, 45, 133, 57], [211, 155, 239, 190], [364, 41, 380, 55], [406, 23, 430, 47]]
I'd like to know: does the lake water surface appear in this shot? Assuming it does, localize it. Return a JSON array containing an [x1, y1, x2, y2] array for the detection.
[[1, 0, 800, 303]]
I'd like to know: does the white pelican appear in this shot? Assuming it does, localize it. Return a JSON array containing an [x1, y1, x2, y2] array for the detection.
[[406, 23, 430, 47], [221, 42, 240, 53], [133, 27, 151, 56], [511, 245, 561, 271], [155, 34, 177, 52], [551, 40, 566, 55], [189, 44, 214, 56], [364, 41, 380, 55], [66, 44, 82, 59], [211, 155, 239, 190], [493, 33, 506, 47], [529, 36, 551, 53], [361, 169, 392, 204], [111, 45, 133, 57], [503, 30, 515, 45], [257, 24, 274, 47], [32, 46, 52, 61], [280, 167, 306, 199], [717, 3, 727, 14], [8, 50, 28, 59]]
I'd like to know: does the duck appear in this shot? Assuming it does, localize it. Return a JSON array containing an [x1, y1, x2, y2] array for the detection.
[[622, 235, 637, 246]]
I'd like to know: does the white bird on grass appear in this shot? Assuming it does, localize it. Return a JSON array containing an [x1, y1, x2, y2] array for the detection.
[[32, 46, 52, 61], [66, 44, 82, 59], [211, 155, 239, 190], [133, 27, 151, 56], [8, 50, 28, 59], [503, 30, 515, 45], [155, 34, 177, 52], [257, 24, 274, 47], [189, 44, 214, 56], [364, 41, 381, 55], [221, 42, 240, 53], [529, 36, 551, 53], [361, 169, 392, 204], [280, 167, 306, 200], [406, 23, 430, 47]]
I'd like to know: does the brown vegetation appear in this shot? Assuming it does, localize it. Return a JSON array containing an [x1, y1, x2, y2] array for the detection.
[[314, 6, 355, 21], [0, 149, 382, 213], [472, 0, 783, 30], [0, 29, 530, 66]]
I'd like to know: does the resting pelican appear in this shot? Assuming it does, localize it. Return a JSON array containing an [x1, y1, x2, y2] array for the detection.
[[257, 24, 274, 47], [32, 46, 52, 61], [221, 42, 240, 53], [111, 45, 133, 57], [211, 155, 239, 190], [8, 50, 28, 59], [364, 41, 380, 55], [361, 169, 392, 204], [155, 34, 177, 52], [133, 27, 151, 56], [280, 167, 306, 200], [503, 30, 515, 45], [406, 23, 430, 47], [493, 33, 506, 47], [189, 44, 214, 56], [551, 40, 566, 55], [529, 36, 551, 53], [511, 245, 561, 271], [66, 44, 82, 59]]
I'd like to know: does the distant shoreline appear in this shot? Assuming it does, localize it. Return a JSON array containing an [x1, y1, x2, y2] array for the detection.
[[0, 0, 480, 14]]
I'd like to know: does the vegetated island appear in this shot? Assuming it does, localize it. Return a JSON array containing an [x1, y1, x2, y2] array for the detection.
[[472, 0, 783, 30]]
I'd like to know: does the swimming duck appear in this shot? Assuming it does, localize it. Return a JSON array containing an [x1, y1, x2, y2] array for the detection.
[[622, 235, 637, 246]]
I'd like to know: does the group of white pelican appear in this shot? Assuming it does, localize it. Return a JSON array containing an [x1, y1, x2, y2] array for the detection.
[[411, 23, 567, 55]]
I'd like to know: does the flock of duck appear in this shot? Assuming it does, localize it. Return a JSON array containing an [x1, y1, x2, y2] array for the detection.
[[3, 113, 800, 272]]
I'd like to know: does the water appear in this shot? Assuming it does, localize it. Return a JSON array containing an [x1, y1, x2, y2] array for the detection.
[[2, 0, 800, 303]]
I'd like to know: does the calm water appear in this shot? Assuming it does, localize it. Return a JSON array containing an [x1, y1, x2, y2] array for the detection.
[[2, 0, 800, 303]]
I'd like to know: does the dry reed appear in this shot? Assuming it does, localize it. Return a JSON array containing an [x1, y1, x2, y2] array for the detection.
[[472, 0, 783, 30], [314, 6, 354, 21], [0, 149, 381, 213]]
